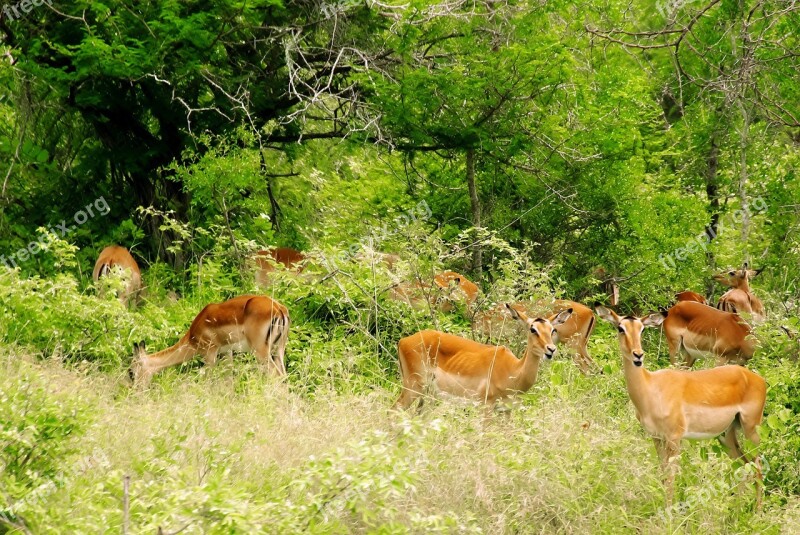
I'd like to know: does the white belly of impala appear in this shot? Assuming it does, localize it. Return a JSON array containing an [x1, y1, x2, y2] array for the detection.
[[681, 404, 740, 439], [433, 368, 489, 400], [216, 327, 251, 355]]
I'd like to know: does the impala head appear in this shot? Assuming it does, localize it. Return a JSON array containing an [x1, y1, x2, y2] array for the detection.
[[713, 262, 761, 289], [506, 303, 572, 360], [595, 306, 664, 367]]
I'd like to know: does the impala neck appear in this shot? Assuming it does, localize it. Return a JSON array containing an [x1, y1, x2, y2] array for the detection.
[[620, 355, 652, 413], [513, 336, 544, 391], [141, 335, 194, 372]]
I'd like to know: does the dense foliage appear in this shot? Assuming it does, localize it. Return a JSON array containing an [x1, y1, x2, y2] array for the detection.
[[1, 0, 799, 533]]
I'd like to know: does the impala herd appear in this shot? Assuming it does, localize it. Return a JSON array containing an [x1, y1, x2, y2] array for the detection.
[[93, 244, 768, 507]]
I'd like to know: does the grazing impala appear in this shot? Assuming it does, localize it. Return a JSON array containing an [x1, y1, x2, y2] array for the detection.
[[596, 305, 766, 508], [254, 247, 306, 287], [474, 300, 598, 374], [93, 245, 142, 306], [394, 304, 572, 410], [714, 263, 765, 322], [129, 295, 290, 387], [663, 301, 755, 367], [675, 290, 707, 305]]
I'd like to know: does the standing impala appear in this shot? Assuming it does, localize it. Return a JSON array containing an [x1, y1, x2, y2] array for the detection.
[[394, 304, 572, 410], [714, 263, 765, 322], [473, 300, 598, 374], [596, 305, 766, 508], [93, 245, 142, 306], [662, 301, 755, 367], [129, 295, 289, 387]]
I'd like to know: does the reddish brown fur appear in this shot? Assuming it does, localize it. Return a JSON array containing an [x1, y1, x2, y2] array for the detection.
[[394, 305, 571, 409], [433, 271, 479, 308], [663, 301, 755, 367], [597, 305, 766, 508], [130, 295, 290, 386], [675, 291, 706, 304], [92, 245, 142, 306], [389, 270, 479, 313], [474, 300, 597, 374], [714, 266, 765, 321], [254, 247, 306, 286]]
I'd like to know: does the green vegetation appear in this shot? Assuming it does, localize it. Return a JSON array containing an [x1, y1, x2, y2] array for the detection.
[[1, 0, 799, 533]]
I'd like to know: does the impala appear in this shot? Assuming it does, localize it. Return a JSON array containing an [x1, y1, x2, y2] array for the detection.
[[674, 290, 706, 305], [355, 250, 402, 272], [473, 300, 598, 374], [433, 270, 479, 311], [93, 245, 142, 306], [714, 263, 765, 322], [389, 270, 479, 312], [254, 247, 306, 286], [129, 295, 290, 387], [663, 301, 755, 367], [596, 305, 766, 508], [394, 304, 572, 410]]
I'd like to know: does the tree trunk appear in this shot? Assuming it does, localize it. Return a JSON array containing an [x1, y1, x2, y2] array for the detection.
[[261, 151, 282, 232], [704, 133, 721, 298], [466, 148, 482, 278], [737, 100, 751, 260]]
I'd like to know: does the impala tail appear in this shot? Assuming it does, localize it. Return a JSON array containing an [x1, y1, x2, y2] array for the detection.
[[267, 305, 291, 375]]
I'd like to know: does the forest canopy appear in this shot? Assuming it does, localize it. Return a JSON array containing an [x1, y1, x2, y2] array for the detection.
[[0, 0, 798, 300]]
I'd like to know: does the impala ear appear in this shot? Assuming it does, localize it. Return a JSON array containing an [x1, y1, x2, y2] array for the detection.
[[132, 341, 146, 357], [747, 268, 762, 278], [550, 307, 573, 326], [642, 313, 665, 328], [505, 303, 527, 322], [594, 304, 619, 326]]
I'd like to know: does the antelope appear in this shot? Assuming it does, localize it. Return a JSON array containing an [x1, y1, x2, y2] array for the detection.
[[93, 245, 142, 306], [254, 247, 306, 287], [473, 300, 598, 374], [596, 305, 766, 508], [129, 295, 290, 387], [433, 271, 479, 310], [714, 263, 765, 322], [663, 301, 755, 367], [394, 304, 572, 410], [355, 250, 402, 272], [675, 290, 707, 305], [389, 270, 479, 313]]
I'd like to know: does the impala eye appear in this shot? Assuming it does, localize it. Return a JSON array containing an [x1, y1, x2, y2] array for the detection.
[[617, 326, 624, 333], [530, 327, 538, 335], [729, 271, 735, 276]]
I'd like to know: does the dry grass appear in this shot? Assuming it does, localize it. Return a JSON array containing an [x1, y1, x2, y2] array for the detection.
[[1, 349, 789, 534]]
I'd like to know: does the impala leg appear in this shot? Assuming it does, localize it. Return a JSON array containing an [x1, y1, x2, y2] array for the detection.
[[738, 413, 764, 510], [666, 334, 681, 367], [654, 437, 680, 506], [394, 367, 427, 411], [202, 347, 220, 368], [567, 338, 592, 375]]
